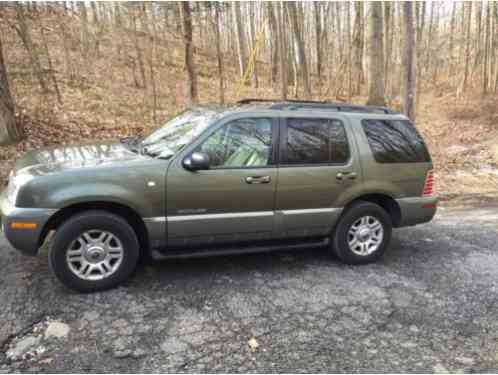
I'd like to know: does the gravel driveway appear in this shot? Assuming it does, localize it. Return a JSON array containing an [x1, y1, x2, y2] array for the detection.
[[1, 202, 498, 373]]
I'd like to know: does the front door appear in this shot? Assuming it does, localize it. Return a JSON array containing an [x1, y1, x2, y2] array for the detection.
[[166, 116, 278, 248], [275, 115, 362, 239]]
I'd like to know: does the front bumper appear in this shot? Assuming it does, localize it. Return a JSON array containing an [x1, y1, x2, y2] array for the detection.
[[0, 191, 57, 256], [396, 196, 438, 227]]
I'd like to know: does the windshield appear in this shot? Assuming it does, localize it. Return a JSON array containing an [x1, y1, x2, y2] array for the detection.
[[140, 108, 223, 158]]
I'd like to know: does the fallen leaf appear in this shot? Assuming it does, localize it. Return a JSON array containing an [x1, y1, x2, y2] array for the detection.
[[248, 337, 259, 351]]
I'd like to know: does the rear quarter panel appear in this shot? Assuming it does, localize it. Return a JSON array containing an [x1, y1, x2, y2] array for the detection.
[[348, 114, 433, 199]]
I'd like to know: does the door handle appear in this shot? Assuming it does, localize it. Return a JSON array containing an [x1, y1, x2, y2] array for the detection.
[[245, 176, 271, 184], [336, 172, 357, 181]]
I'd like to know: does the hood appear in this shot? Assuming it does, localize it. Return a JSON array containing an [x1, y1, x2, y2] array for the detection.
[[13, 140, 144, 177]]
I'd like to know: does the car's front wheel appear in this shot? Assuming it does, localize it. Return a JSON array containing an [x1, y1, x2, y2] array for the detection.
[[49, 210, 140, 292], [332, 201, 392, 264]]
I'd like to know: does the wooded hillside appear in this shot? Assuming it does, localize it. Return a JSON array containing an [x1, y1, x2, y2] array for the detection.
[[0, 1, 497, 198]]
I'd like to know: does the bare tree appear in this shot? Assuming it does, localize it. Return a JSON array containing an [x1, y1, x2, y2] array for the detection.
[[232, 2, 248, 81], [0, 35, 22, 145], [287, 1, 311, 98], [313, 2, 322, 92], [267, 2, 279, 88], [130, 5, 146, 88], [14, 4, 49, 94], [78, 2, 90, 62], [402, 2, 415, 120], [460, 2, 472, 96], [352, 2, 364, 96], [275, 2, 287, 100], [448, 2, 456, 76], [482, 2, 491, 96], [213, 4, 224, 104], [367, 2, 386, 106], [383, 2, 392, 96], [40, 21, 62, 104], [179, 2, 198, 105]]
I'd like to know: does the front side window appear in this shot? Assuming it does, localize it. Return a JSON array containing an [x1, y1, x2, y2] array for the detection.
[[196, 118, 273, 168], [283, 118, 349, 164], [361, 119, 431, 163]]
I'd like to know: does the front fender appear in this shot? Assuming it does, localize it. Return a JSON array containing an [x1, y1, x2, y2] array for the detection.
[[47, 183, 146, 216]]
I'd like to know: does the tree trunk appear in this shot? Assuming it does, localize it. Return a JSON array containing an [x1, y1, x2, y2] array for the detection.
[[114, 3, 122, 58], [214, 5, 224, 104], [0, 35, 22, 145], [267, 2, 279, 88], [352, 2, 364, 96], [232, 2, 248, 81], [431, 4, 440, 84], [131, 7, 146, 88], [474, 2, 483, 69], [345, 1, 352, 100], [179, 2, 198, 105], [402, 2, 415, 120], [40, 23, 62, 104], [15, 4, 49, 94], [287, 2, 311, 98], [449, 2, 456, 76], [383, 2, 391, 96], [367, 2, 386, 106], [415, 2, 425, 108], [78, 2, 90, 62], [247, 2, 258, 88], [460, 2, 472, 96], [275, 2, 287, 100], [91, 1, 99, 23], [482, 2, 491, 96], [147, 3, 158, 125], [492, 2, 498, 92], [59, 19, 75, 81], [313, 2, 322, 92]]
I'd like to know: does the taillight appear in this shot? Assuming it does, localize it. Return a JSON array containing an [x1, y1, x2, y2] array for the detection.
[[422, 169, 434, 196]]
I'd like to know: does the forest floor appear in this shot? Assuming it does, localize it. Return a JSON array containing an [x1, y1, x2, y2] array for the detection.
[[0, 14, 497, 201]]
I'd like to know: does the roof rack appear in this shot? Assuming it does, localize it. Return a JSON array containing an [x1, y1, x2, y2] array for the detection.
[[236, 98, 397, 114]]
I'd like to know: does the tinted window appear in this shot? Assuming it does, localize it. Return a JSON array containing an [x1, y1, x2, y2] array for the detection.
[[284, 118, 349, 164], [197, 118, 272, 168], [361, 119, 431, 163]]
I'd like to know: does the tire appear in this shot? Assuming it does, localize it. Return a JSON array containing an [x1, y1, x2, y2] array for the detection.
[[48, 210, 140, 292], [332, 201, 392, 264]]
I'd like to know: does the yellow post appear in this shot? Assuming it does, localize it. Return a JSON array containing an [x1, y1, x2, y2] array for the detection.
[[235, 17, 268, 99]]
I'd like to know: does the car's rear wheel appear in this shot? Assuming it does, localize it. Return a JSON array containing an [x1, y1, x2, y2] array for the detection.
[[49, 210, 140, 292], [332, 201, 392, 264]]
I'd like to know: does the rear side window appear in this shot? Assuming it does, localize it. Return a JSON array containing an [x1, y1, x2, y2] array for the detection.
[[283, 118, 349, 164], [361, 119, 431, 163]]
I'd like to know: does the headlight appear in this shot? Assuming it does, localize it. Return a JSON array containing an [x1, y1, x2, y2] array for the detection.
[[7, 172, 32, 205]]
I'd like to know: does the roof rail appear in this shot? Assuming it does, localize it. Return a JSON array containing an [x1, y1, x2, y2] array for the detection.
[[270, 102, 397, 114], [236, 98, 279, 105], [236, 98, 397, 114]]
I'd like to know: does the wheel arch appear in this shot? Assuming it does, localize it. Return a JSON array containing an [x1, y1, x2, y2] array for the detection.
[[343, 193, 402, 227], [39, 201, 150, 255]]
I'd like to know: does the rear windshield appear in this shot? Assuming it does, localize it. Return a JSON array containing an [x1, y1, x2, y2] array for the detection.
[[361, 119, 431, 163]]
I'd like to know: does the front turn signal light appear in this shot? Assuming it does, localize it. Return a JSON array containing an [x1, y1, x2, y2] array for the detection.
[[11, 222, 37, 229]]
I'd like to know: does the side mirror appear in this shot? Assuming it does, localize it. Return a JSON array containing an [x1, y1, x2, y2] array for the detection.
[[183, 152, 210, 171]]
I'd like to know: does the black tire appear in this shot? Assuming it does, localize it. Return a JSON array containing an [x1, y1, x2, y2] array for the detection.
[[48, 210, 140, 292], [332, 201, 392, 264]]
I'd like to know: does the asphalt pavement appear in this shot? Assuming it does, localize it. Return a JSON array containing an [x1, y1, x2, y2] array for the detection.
[[1, 201, 498, 373]]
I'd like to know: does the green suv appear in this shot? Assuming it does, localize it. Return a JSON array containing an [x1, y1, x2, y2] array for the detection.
[[0, 99, 437, 292]]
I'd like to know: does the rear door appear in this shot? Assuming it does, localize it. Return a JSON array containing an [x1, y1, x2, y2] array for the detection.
[[275, 114, 362, 239], [166, 115, 279, 248]]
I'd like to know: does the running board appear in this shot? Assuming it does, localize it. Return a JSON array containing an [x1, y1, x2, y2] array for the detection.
[[151, 238, 329, 261]]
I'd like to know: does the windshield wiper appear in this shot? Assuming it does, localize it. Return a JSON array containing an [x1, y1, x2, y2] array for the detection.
[[141, 146, 175, 160], [120, 136, 142, 153]]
